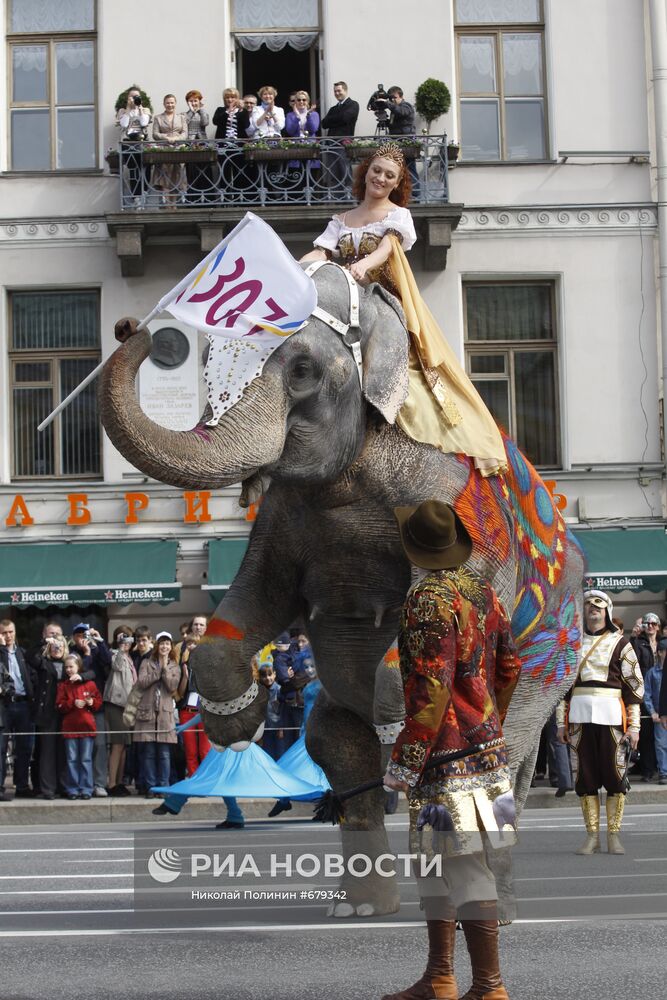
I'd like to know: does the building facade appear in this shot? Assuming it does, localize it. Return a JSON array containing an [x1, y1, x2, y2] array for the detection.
[[0, 0, 665, 642]]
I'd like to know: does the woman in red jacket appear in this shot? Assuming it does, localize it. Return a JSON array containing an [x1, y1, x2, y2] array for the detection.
[[56, 653, 102, 800]]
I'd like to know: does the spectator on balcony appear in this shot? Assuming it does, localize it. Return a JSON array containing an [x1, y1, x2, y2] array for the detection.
[[116, 85, 152, 207], [248, 85, 285, 139], [213, 88, 252, 200], [285, 90, 320, 174], [152, 94, 188, 207], [242, 93, 257, 115], [183, 89, 212, 204], [321, 81, 360, 192], [387, 86, 419, 195]]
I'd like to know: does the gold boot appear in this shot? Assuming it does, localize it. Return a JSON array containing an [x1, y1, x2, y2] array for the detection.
[[606, 794, 626, 854], [575, 794, 601, 855]]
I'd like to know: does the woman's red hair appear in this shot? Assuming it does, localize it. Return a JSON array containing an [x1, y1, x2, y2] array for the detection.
[[352, 153, 412, 206]]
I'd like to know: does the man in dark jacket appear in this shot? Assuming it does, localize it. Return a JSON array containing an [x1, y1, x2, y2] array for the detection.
[[71, 623, 112, 796], [386, 86, 419, 194], [321, 81, 359, 190], [0, 656, 16, 801], [0, 620, 36, 797]]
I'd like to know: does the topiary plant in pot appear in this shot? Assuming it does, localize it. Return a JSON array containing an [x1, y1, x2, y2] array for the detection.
[[414, 78, 451, 134]]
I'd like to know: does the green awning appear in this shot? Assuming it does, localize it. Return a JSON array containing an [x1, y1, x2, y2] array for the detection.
[[203, 538, 249, 596], [0, 540, 180, 607], [574, 528, 667, 593]]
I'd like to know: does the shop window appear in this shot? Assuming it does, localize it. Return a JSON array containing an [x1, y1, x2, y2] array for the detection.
[[455, 0, 547, 161], [464, 281, 560, 467], [9, 290, 102, 478], [8, 0, 96, 170]]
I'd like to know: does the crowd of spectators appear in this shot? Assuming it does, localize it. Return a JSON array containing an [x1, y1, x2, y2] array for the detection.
[[113, 81, 419, 205], [0, 616, 318, 803]]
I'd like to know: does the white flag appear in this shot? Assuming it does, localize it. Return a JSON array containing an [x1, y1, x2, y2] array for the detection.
[[161, 212, 317, 343], [155, 213, 319, 426]]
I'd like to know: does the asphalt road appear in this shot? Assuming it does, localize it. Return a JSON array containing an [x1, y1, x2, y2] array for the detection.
[[0, 803, 665, 999]]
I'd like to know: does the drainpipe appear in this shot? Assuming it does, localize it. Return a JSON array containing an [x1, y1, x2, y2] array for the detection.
[[649, 0, 667, 496]]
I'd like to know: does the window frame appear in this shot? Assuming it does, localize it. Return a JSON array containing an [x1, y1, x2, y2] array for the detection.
[[455, 10, 549, 162], [463, 279, 561, 469], [6, 2, 98, 172], [8, 289, 102, 481]]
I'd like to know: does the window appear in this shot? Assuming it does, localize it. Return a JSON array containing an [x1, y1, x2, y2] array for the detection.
[[455, 0, 547, 161], [8, 0, 96, 170], [9, 291, 102, 478], [464, 282, 559, 467]]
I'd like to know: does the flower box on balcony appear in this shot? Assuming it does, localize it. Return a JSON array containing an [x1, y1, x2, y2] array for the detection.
[[105, 151, 120, 175], [243, 143, 320, 162], [143, 146, 217, 165]]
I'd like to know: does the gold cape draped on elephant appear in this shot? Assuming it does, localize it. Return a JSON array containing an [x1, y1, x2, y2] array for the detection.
[[386, 236, 507, 478]]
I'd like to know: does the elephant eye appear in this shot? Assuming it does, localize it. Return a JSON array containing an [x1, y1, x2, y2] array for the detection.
[[291, 360, 313, 380]]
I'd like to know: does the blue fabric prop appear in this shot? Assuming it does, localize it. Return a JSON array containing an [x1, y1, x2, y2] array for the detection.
[[175, 712, 201, 734], [152, 741, 321, 799], [276, 734, 330, 801]]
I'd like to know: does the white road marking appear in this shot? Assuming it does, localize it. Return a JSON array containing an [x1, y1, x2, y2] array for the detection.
[[0, 847, 133, 854], [0, 873, 132, 880], [0, 888, 133, 896]]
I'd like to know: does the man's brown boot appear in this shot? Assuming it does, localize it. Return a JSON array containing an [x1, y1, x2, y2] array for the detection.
[[381, 919, 457, 999], [575, 794, 601, 855], [458, 919, 509, 1000]]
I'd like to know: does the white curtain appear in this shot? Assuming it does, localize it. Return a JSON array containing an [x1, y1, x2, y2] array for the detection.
[[460, 36, 496, 82], [56, 40, 94, 70], [10, 0, 94, 32], [502, 34, 541, 91], [456, 0, 539, 23], [13, 45, 47, 74], [235, 32, 317, 51], [232, 0, 318, 29]]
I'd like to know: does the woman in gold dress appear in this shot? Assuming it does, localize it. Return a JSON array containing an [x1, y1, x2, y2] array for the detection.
[[300, 144, 506, 476]]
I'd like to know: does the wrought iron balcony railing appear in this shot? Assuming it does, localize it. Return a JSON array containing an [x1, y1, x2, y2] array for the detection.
[[108, 135, 454, 211]]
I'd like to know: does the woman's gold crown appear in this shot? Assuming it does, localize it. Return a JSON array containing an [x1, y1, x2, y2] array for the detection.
[[373, 142, 405, 168]]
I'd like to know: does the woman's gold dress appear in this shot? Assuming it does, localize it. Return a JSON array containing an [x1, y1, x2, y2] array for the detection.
[[313, 207, 507, 476]]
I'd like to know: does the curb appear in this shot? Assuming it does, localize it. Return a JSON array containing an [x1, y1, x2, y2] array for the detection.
[[0, 781, 665, 825]]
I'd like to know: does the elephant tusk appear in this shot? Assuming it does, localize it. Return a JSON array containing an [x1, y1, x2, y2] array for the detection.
[[309, 604, 322, 622], [374, 606, 386, 628]]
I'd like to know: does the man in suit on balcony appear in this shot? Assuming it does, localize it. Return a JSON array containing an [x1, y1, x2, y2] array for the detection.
[[321, 81, 360, 191]]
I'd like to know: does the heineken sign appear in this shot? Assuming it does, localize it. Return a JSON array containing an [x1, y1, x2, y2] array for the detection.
[[583, 574, 666, 594], [0, 585, 181, 607]]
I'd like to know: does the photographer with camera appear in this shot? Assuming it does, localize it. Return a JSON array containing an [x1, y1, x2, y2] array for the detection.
[[386, 86, 420, 195], [71, 623, 111, 796], [115, 85, 152, 207]]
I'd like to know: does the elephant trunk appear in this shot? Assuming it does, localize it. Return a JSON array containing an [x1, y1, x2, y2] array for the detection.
[[99, 330, 287, 489]]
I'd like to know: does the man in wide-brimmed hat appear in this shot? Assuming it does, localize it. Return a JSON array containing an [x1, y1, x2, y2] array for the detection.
[[382, 500, 521, 1000], [556, 589, 644, 855]]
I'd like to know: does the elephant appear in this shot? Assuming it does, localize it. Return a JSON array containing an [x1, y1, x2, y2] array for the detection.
[[100, 262, 584, 918]]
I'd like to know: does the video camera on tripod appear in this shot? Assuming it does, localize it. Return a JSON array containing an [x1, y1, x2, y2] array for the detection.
[[367, 84, 392, 133]]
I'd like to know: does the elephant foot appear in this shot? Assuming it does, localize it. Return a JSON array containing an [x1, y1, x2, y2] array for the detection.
[[327, 874, 400, 919]]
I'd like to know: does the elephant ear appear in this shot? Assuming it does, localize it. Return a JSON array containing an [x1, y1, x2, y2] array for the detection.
[[362, 284, 409, 424]]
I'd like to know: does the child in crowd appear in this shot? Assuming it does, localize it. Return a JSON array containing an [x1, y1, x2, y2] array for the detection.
[[56, 653, 102, 799]]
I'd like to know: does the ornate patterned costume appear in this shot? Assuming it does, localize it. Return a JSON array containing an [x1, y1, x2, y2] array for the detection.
[[313, 209, 507, 476], [387, 566, 521, 862]]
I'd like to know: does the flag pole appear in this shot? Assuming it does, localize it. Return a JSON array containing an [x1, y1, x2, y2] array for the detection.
[[37, 215, 253, 434]]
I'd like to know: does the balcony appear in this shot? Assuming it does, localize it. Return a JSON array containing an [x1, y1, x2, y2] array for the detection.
[[104, 136, 463, 276]]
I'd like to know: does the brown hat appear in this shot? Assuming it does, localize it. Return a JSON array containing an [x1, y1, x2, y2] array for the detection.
[[394, 500, 472, 570]]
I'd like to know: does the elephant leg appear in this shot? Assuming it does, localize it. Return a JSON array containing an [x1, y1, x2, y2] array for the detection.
[[307, 690, 401, 919]]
